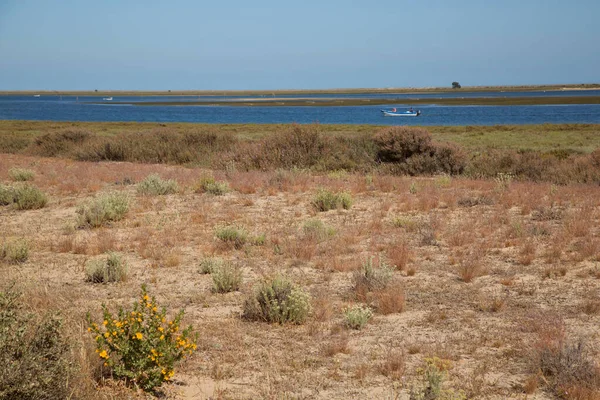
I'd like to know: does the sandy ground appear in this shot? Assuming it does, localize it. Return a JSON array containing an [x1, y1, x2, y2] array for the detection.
[[1, 153, 600, 399]]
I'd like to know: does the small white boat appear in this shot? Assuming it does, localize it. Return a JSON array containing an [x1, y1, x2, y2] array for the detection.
[[381, 108, 421, 117], [103, 97, 113, 101], [33, 94, 41, 97]]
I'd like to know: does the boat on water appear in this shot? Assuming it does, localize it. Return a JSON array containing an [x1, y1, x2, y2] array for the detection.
[[33, 94, 40, 97], [103, 97, 113, 101], [381, 108, 421, 117]]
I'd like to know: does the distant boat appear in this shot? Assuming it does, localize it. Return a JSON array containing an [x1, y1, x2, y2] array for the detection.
[[381, 108, 421, 117], [103, 97, 113, 101], [33, 95, 40, 97]]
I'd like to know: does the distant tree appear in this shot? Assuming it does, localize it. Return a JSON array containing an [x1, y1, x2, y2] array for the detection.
[[452, 82, 461, 89], [95, 89, 98, 92]]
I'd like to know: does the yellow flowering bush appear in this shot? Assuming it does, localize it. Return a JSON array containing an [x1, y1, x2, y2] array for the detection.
[[87, 285, 197, 392]]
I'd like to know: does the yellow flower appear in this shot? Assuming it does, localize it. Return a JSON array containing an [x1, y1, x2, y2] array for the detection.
[[137, 318, 142, 322], [104, 332, 110, 338], [144, 294, 149, 301], [160, 334, 165, 340], [87, 327, 92, 332], [152, 306, 158, 312], [158, 327, 164, 332], [135, 332, 143, 340], [99, 350, 108, 359], [112, 331, 117, 336], [102, 320, 108, 326]]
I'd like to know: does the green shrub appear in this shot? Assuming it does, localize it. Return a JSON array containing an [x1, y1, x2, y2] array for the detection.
[[199, 257, 222, 274], [77, 191, 129, 228], [214, 225, 248, 249], [0, 184, 14, 206], [136, 174, 178, 196], [343, 304, 373, 329], [0, 286, 72, 400], [211, 263, 242, 293], [1, 239, 29, 264], [12, 184, 48, 210], [85, 252, 127, 283], [8, 167, 35, 182], [311, 189, 353, 212], [243, 277, 311, 324], [195, 176, 230, 195], [87, 285, 197, 392], [302, 219, 336, 241]]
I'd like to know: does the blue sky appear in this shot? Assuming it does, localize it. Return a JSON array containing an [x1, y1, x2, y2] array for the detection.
[[0, 0, 598, 90]]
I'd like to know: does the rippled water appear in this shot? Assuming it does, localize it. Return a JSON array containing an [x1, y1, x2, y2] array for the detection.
[[1, 93, 599, 125]]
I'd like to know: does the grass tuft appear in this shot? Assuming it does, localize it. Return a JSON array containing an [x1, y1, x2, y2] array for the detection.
[[312, 189, 352, 212], [85, 252, 127, 283], [1, 239, 29, 264], [214, 225, 248, 249], [195, 176, 230, 195]]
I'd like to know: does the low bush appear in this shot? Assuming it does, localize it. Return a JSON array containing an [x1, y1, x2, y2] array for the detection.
[[87, 285, 197, 392], [343, 304, 373, 329], [0, 239, 29, 264], [195, 176, 230, 195], [136, 174, 178, 196], [0, 184, 14, 206], [0, 286, 72, 400], [77, 191, 129, 228], [85, 252, 127, 283], [12, 184, 48, 210], [8, 167, 35, 182], [536, 339, 600, 399], [374, 126, 467, 175], [311, 189, 352, 212], [374, 126, 434, 163], [242, 277, 311, 324], [214, 225, 248, 249], [199, 257, 223, 274], [211, 263, 242, 293]]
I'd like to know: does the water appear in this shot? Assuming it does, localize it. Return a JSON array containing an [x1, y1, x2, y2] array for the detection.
[[1, 93, 599, 125]]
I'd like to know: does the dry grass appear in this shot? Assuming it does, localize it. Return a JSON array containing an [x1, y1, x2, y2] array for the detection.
[[2, 151, 600, 399]]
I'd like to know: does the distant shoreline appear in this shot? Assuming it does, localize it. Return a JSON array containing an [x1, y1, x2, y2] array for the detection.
[[84, 96, 600, 107], [1, 83, 599, 97]]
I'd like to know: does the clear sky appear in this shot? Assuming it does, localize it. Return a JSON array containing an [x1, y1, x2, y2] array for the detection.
[[0, 0, 598, 90]]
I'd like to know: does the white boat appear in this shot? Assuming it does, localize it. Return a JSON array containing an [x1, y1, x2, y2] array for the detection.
[[381, 108, 421, 117], [103, 97, 113, 101], [33, 94, 40, 97]]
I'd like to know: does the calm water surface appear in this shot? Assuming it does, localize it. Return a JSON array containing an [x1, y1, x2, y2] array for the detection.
[[1, 93, 599, 125]]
